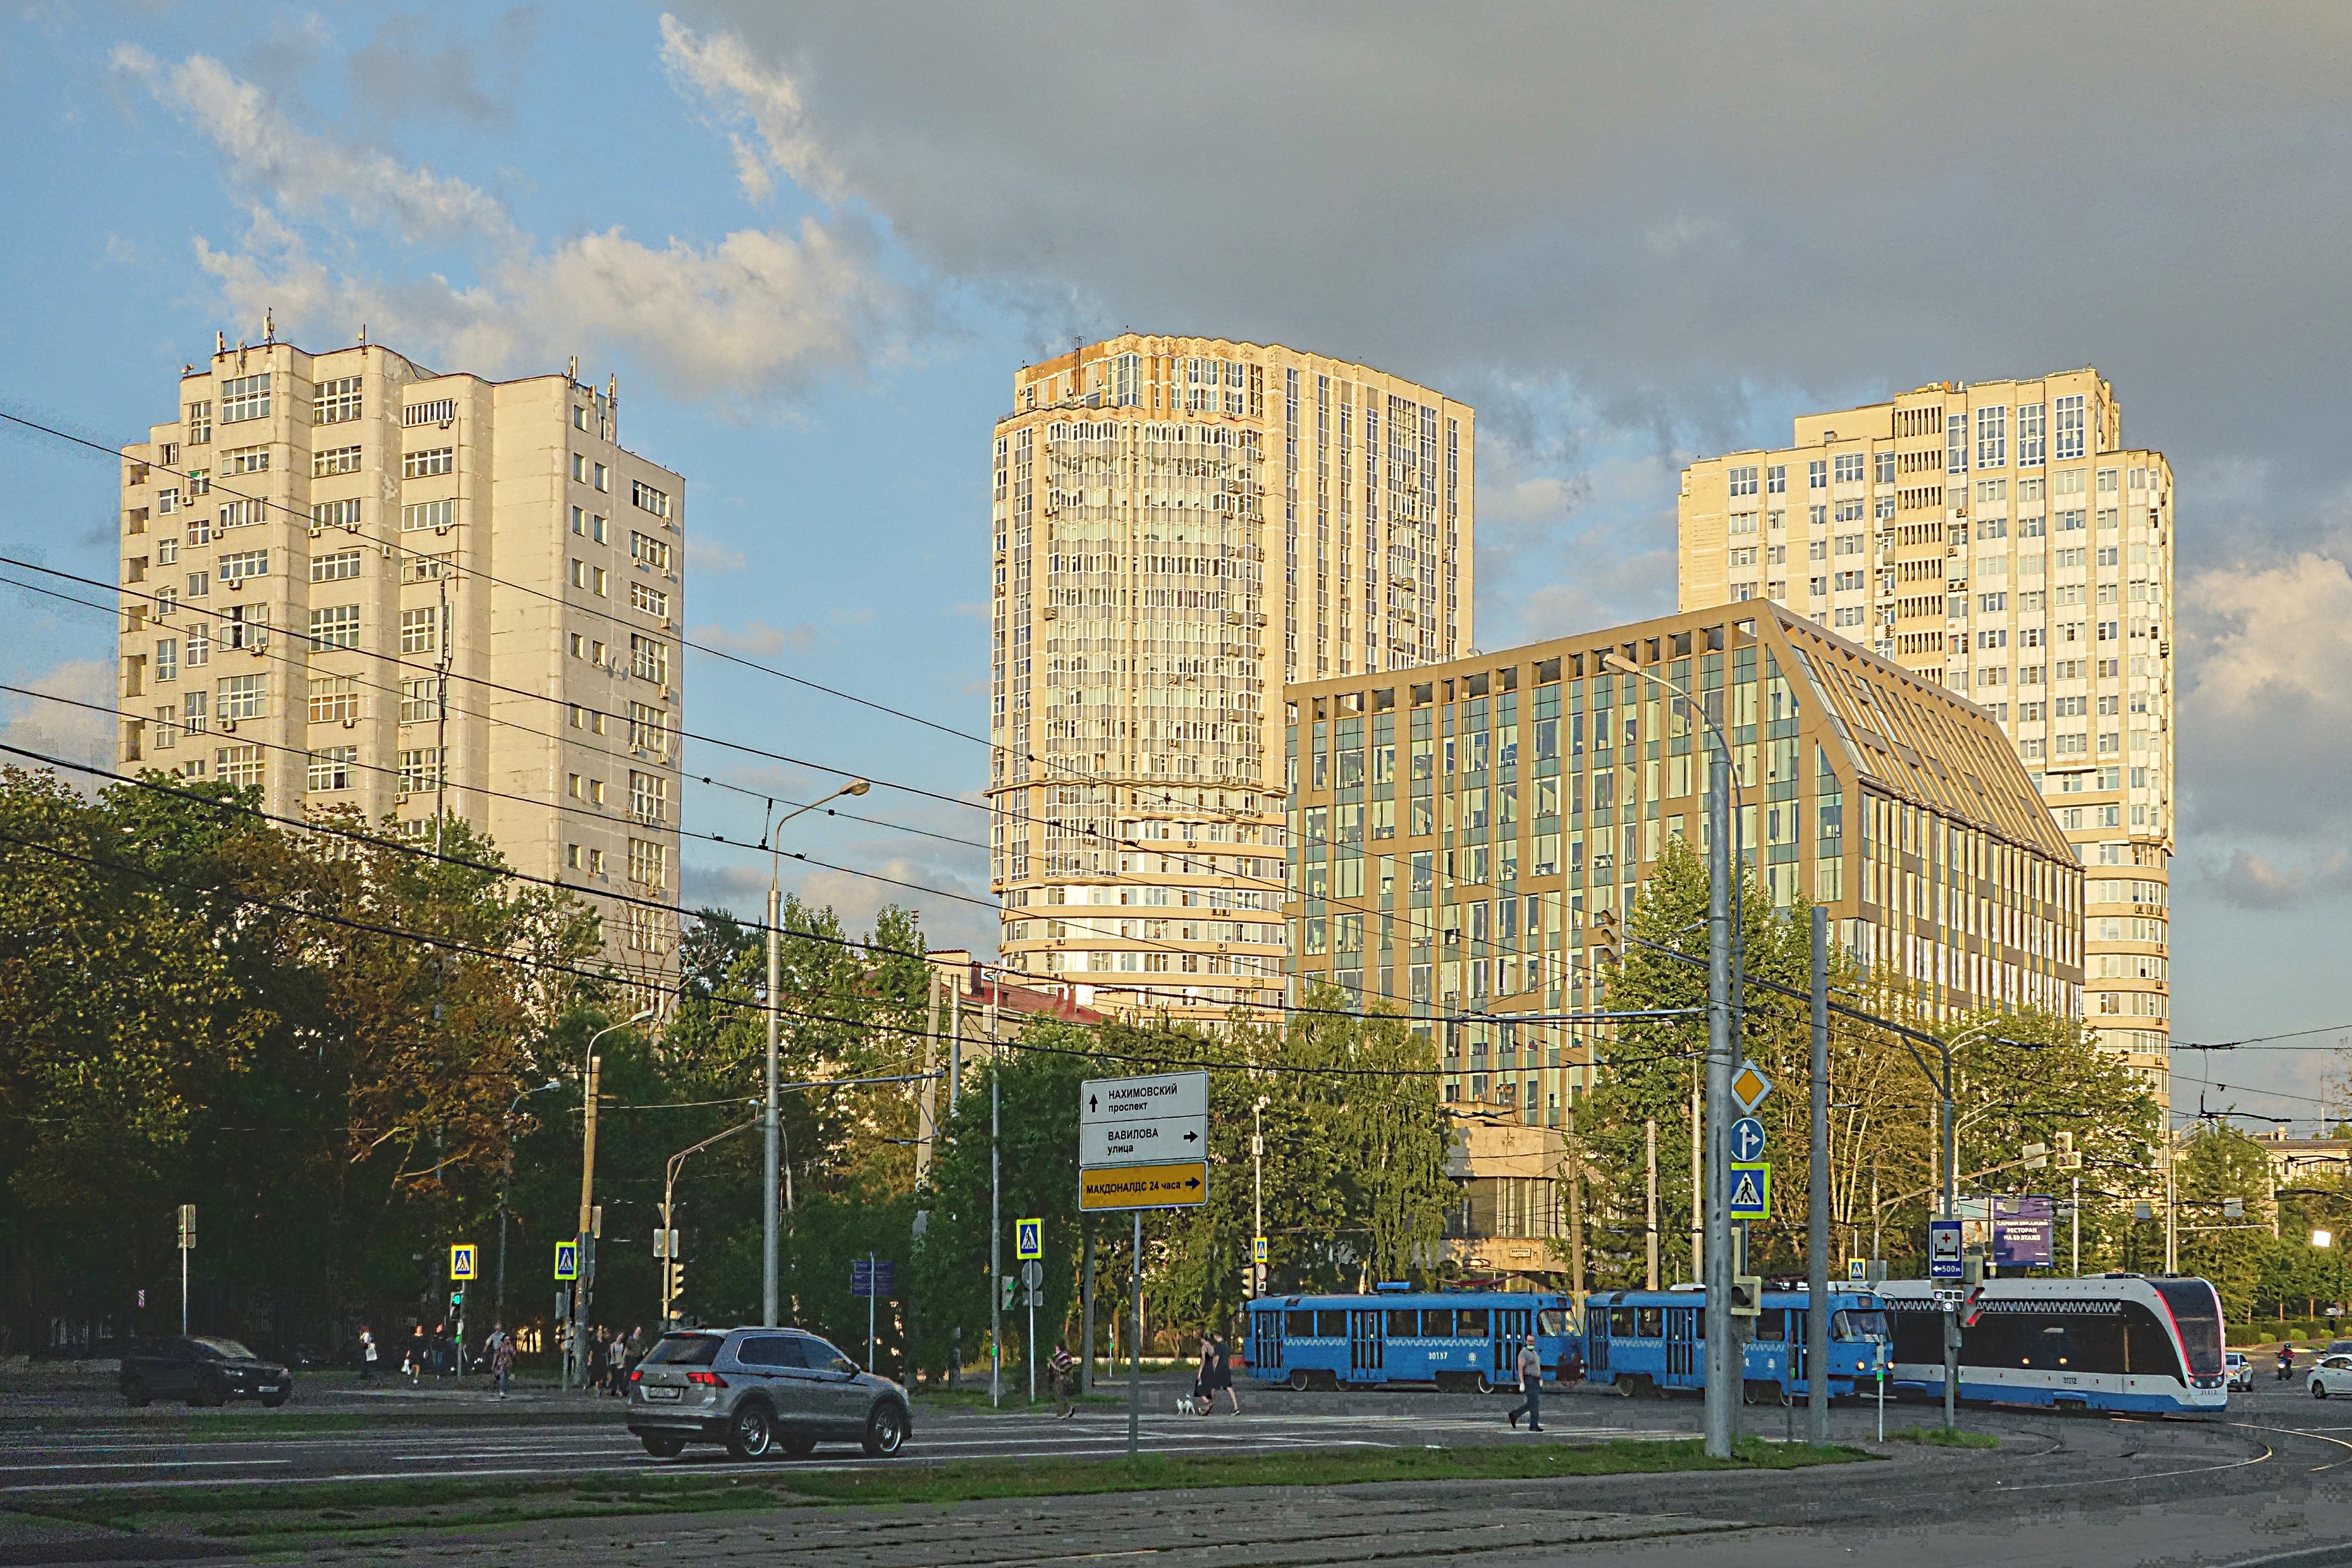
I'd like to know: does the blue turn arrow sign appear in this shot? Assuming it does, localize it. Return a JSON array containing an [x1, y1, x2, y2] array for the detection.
[[1730, 1116, 1766, 1163]]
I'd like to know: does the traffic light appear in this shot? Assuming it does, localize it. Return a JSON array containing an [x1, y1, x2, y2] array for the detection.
[[450, 1288, 465, 1308], [1727, 1275, 1762, 1318], [664, 1261, 685, 1302], [1588, 911, 1620, 969], [1001, 1275, 1016, 1311]]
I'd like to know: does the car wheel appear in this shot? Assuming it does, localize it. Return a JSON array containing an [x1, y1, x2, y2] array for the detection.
[[123, 1376, 151, 1408], [261, 1393, 288, 1409], [724, 1401, 774, 1460], [2315, 1382, 2329, 1400], [640, 1434, 687, 1459], [861, 1401, 906, 1458]]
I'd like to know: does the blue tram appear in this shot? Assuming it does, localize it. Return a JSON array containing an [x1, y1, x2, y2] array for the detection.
[[1242, 1286, 1579, 1391], [1582, 1287, 1892, 1400]]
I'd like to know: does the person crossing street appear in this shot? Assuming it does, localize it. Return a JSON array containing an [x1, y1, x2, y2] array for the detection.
[[1506, 1337, 1546, 1432]]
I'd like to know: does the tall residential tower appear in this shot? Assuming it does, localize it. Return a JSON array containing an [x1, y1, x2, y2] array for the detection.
[[1677, 371, 2170, 1104], [987, 335, 1474, 1017], [116, 335, 685, 1003]]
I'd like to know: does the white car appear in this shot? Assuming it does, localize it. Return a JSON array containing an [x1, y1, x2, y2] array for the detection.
[[2307, 1354, 2352, 1398], [2226, 1352, 2253, 1393]]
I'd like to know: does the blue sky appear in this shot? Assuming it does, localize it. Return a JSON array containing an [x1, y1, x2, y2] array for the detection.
[[3, 3, 2348, 1126]]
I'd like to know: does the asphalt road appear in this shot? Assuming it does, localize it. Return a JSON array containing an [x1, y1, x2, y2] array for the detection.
[[10, 1377, 2352, 1566]]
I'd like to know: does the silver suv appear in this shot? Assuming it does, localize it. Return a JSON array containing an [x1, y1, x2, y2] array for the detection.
[[626, 1327, 910, 1460]]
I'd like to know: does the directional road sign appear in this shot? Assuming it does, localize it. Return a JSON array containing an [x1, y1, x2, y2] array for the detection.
[[851, 1258, 896, 1299], [1727, 1162, 1770, 1220], [1729, 1116, 1766, 1163], [554, 1241, 579, 1280], [1928, 1217, 1964, 1281], [449, 1244, 476, 1280], [1080, 1071, 1209, 1169], [1079, 1161, 1208, 1211], [1015, 1217, 1043, 1260], [1730, 1063, 1773, 1115]]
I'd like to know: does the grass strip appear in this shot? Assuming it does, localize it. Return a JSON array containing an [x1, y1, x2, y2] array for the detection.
[[1881, 1426, 2001, 1449], [7, 1436, 1870, 1542]]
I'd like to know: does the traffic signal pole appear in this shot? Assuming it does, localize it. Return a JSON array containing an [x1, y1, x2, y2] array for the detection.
[[1704, 743, 1735, 1460], [1808, 904, 1830, 1448]]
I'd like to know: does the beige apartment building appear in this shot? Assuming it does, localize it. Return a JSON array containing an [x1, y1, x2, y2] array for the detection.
[[1283, 604, 2083, 1122], [115, 334, 685, 1001], [1677, 371, 2171, 1104], [987, 335, 1474, 1018]]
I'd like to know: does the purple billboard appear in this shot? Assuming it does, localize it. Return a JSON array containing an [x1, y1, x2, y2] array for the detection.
[[1993, 1195, 2055, 1268]]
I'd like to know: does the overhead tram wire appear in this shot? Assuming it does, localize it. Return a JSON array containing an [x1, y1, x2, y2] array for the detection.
[[0, 405, 1272, 831]]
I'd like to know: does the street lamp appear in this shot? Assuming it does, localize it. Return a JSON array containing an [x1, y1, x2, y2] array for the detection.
[[495, 1077, 563, 1323], [1600, 648, 1739, 1460], [2316, 1230, 2335, 1249], [571, 1006, 656, 1389], [763, 777, 872, 1328]]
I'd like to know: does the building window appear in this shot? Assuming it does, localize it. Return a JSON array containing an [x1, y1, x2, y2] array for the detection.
[[312, 548, 362, 583], [307, 746, 356, 791], [155, 638, 177, 682], [311, 497, 363, 531], [185, 401, 211, 445], [1975, 403, 2006, 467], [628, 701, 669, 756], [630, 479, 670, 518], [1945, 412, 1969, 473], [222, 444, 269, 475], [400, 677, 437, 722], [629, 581, 668, 618], [398, 748, 444, 793], [401, 499, 454, 532], [313, 444, 362, 477], [182, 690, 208, 734], [313, 376, 362, 424], [2054, 394, 2086, 461], [215, 673, 266, 720], [1876, 450, 1896, 484], [571, 559, 608, 595], [1727, 465, 1758, 497], [402, 398, 456, 427], [1834, 453, 1864, 484], [630, 532, 671, 571], [1808, 458, 1826, 489], [215, 744, 263, 786], [399, 607, 437, 653], [152, 703, 178, 748], [629, 634, 668, 685], [594, 461, 610, 491], [309, 675, 359, 723], [1765, 464, 1786, 495], [218, 549, 268, 583], [308, 604, 360, 650], [629, 770, 668, 824], [401, 446, 454, 479], [627, 837, 668, 889], [218, 374, 271, 424], [402, 552, 451, 584]]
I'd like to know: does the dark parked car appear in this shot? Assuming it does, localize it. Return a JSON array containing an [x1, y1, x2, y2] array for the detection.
[[626, 1327, 910, 1460], [121, 1336, 293, 1408]]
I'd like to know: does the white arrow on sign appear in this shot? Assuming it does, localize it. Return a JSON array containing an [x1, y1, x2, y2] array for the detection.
[[1081, 1072, 1208, 1127], [1081, 1115, 1206, 1168]]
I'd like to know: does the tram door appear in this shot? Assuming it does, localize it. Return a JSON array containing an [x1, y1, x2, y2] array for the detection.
[[1255, 1310, 1284, 1373], [1493, 1307, 1532, 1379], [1349, 1310, 1385, 1375], [1789, 1307, 1809, 1395], [1666, 1306, 1698, 1378]]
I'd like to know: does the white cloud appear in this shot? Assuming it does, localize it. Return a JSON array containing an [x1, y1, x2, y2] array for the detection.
[[692, 619, 818, 657], [117, 43, 904, 405], [0, 660, 116, 787], [657, 13, 844, 205], [687, 537, 748, 574]]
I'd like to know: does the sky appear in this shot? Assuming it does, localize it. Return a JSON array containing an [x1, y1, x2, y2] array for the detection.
[[2, 2, 2347, 1128]]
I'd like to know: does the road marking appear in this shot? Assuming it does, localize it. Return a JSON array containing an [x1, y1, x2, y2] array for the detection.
[[2231, 1420, 2352, 1473], [0, 1458, 293, 1474]]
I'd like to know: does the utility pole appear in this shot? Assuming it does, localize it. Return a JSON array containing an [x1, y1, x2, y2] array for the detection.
[[763, 881, 781, 1328], [1645, 1119, 1660, 1289], [2165, 1138, 2178, 1275], [1081, 1225, 1096, 1395], [1566, 1104, 1586, 1303], [1253, 1097, 1268, 1298], [1689, 1066, 1703, 1282], [1128, 1210, 1143, 1459], [433, 577, 449, 860], [990, 1067, 1002, 1408], [1807, 904, 1830, 1448], [2072, 1173, 2081, 1277], [915, 971, 942, 1189], [1703, 741, 1735, 1459], [571, 1053, 600, 1389]]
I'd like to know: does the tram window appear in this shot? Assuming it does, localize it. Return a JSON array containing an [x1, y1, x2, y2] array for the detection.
[[1456, 1308, 1488, 1337], [1890, 1309, 1941, 1365], [2027, 1325, 2073, 1369], [1538, 1309, 1572, 1336], [1636, 1307, 1663, 1338], [1387, 1310, 1420, 1338], [1610, 1307, 1637, 1338], [1287, 1311, 1316, 1337], [1318, 1311, 1347, 1336], [1754, 1310, 1786, 1342], [1421, 1309, 1455, 1338], [1833, 1310, 1889, 1342]]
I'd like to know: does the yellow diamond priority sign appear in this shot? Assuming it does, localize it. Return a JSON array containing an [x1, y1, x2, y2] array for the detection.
[[1730, 1063, 1773, 1116]]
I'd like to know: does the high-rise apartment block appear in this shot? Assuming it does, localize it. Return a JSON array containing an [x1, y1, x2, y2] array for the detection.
[[1677, 371, 2170, 1101], [987, 335, 1473, 1016], [1283, 605, 2083, 1120], [115, 335, 685, 1001]]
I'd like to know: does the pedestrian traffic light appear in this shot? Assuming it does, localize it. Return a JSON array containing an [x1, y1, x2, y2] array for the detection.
[[1001, 1275, 1016, 1311], [1727, 1274, 1762, 1318], [1588, 911, 1619, 970], [449, 1288, 465, 1308]]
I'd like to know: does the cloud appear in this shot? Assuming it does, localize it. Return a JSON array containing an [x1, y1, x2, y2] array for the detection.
[[1, 660, 116, 785], [657, 13, 844, 205], [2205, 849, 2352, 913], [117, 44, 905, 404], [692, 619, 818, 657], [687, 538, 748, 574], [346, 9, 538, 129]]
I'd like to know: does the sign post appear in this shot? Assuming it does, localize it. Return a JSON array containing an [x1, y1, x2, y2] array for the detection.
[[177, 1204, 195, 1334], [850, 1257, 896, 1371], [1080, 1072, 1209, 1458], [450, 1245, 476, 1375], [1022, 1259, 1044, 1401], [1928, 1217, 1964, 1431]]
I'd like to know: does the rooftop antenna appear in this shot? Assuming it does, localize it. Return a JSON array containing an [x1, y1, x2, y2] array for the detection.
[[263, 308, 275, 345]]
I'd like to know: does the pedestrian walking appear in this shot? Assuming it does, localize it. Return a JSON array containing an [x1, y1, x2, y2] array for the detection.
[[1191, 1335, 1216, 1415], [430, 1322, 451, 1377], [1048, 1341, 1079, 1418], [359, 1327, 379, 1383], [586, 1325, 609, 1394], [406, 1325, 426, 1384], [1506, 1337, 1545, 1431], [491, 1327, 516, 1399], [1210, 1331, 1241, 1414]]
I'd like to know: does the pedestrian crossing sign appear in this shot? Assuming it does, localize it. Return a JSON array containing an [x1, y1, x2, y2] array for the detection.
[[554, 1241, 579, 1280], [449, 1244, 476, 1281], [1016, 1218, 1043, 1260], [1728, 1162, 1770, 1220]]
